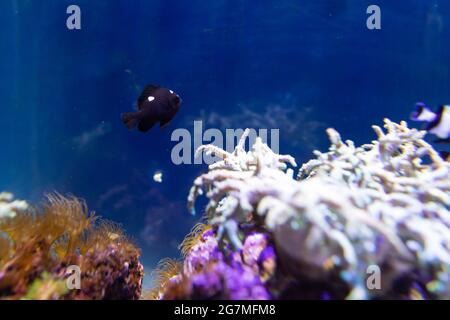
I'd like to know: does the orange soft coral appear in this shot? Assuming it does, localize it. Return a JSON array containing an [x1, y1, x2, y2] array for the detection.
[[143, 258, 182, 300], [178, 223, 211, 257], [0, 194, 143, 300]]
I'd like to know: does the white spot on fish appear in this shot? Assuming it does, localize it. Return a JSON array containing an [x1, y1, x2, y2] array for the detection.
[[148, 96, 155, 102]]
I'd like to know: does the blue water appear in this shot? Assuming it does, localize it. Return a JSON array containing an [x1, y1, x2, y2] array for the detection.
[[2, 0, 450, 287]]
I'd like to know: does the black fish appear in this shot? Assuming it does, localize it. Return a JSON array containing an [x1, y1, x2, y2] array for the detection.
[[411, 103, 450, 144], [122, 84, 181, 132], [439, 151, 450, 161], [435, 138, 450, 144]]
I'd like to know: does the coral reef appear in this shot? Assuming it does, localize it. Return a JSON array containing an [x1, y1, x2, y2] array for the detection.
[[152, 225, 272, 300], [157, 119, 450, 300], [4, 118, 449, 300], [0, 194, 143, 300]]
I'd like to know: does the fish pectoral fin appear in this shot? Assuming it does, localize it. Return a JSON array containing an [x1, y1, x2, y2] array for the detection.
[[159, 109, 178, 129], [138, 117, 158, 132], [159, 117, 173, 129]]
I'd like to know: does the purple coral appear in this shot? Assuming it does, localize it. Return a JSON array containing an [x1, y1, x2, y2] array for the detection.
[[229, 232, 277, 282], [241, 233, 271, 269], [162, 230, 274, 300], [189, 261, 270, 300], [183, 229, 223, 273]]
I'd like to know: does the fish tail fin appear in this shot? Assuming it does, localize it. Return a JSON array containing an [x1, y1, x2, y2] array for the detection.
[[121, 112, 138, 130]]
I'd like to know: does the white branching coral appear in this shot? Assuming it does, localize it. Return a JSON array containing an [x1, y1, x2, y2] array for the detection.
[[189, 120, 450, 299], [0, 192, 28, 219], [188, 129, 297, 247]]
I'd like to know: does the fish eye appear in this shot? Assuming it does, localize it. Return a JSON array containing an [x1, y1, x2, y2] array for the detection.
[[147, 96, 155, 102]]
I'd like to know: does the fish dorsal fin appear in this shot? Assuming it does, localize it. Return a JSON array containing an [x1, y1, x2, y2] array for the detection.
[[137, 84, 160, 108]]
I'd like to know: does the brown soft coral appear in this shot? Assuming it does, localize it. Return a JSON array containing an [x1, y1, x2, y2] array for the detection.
[[143, 258, 182, 300], [0, 194, 143, 300]]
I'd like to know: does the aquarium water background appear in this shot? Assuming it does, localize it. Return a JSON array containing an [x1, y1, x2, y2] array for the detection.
[[1, 0, 450, 288]]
